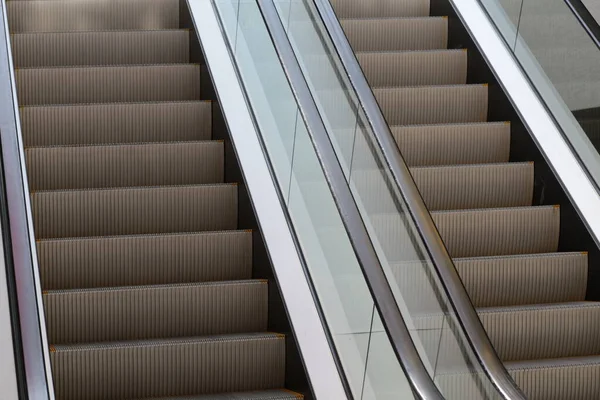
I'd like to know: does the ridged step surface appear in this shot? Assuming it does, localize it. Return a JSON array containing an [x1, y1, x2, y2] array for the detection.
[[26, 141, 224, 190], [479, 302, 600, 361], [392, 122, 511, 166], [20, 101, 212, 147], [506, 356, 600, 400], [31, 185, 238, 239], [16, 65, 201, 105], [431, 206, 560, 258], [7, 0, 179, 33], [357, 50, 467, 87], [330, 0, 429, 18], [44, 280, 268, 343], [373, 85, 488, 125], [37, 231, 253, 290], [134, 390, 304, 399], [341, 17, 448, 51], [411, 162, 534, 210], [455, 253, 588, 307], [11, 30, 190, 68], [50, 333, 286, 400]]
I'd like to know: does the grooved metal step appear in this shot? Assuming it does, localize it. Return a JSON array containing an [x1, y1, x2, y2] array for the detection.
[[20, 101, 212, 147], [31, 184, 238, 239], [410, 162, 534, 210], [506, 356, 600, 400], [357, 50, 468, 87], [431, 206, 560, 258], [26, 141, 224, 190], [50, 333, 286, 400], [373, 85, 489, 125], [44, 280, 268, 344], [16, 65, 201, 105], [341, 17, 448, 51], [134, 390, 304, 399], [392, 122, 511, 166], [11, 30, 190, 67], [479, 302, 600, 361], [37, 231, 253, 290], [329, 0, 429, 18], [8, 0, 179, 33], [455, 253, 588, 307]]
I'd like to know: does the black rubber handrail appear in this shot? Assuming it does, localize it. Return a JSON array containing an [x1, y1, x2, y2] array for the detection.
[[563, 0, 600, 51], [307, 0, 527, 399], [0, 1, 54, 399], [247, 1, 445, 398]]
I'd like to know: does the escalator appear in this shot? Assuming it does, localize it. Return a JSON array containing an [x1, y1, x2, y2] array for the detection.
[[5, 0, 308, 398], [325, 0, 600, 398]]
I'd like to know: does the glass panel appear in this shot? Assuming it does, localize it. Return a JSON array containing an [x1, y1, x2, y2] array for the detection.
[[480, 0, 600, 187], [212, 0, 414, 397], [275, 1, 503, 398]]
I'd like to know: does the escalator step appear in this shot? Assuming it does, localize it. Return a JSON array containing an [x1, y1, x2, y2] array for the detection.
[[44, 280, 268, 343], [479, 302, 600, 361], [329, 0, 429, 18], [11, 30, 190, 68], [133, 389, 304, 399], [455, 252, 588, 307], [431, 206, 560, 258], [20, 101, 212, 147], [50, 333, 286, 400], [505, 356, 600, 400], [341, 17, 448, 52], [411, 162, 534, 210], [373, 84, 488, 125], [26, 141, 224, 190], [357, 49, 467, 87], [31, 184, 238, 239], [7, 0, 179, 33], [37, 231, 253, 290], [16, 64, 201, 105], [392, 122, 511, 167]]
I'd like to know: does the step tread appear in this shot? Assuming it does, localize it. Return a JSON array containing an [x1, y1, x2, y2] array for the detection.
[[392, 122, 511, 166], [133, 389, 304, 400], [341, 17, 448, 52], [51, 332, 284, 352], [330, 0, 429, 18], [357, 49, 468, 87], [373, 84, 488, 125], [44, 280, 268, 344], [410, 162, 534, 210], [11, 29, 190, 67], [26, 141, 224, 190]]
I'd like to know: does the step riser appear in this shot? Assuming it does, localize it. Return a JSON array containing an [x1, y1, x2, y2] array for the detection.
[[26, 142, 224, 190], [38, 232, 253, 290], [411, 163, 534, 211], [432, 207, 560, 258], [393, 123, 511, 167], [11, 31, 190, 68], [358, 50, 467, 87], [45, 282, 268, 343], [51, 336, 285, 400], [31, 185, 238, 239], [136, 390, 304, 399], [456, 254, 588, 307], [341, 18, 448, 52], [8, 0, 179, 33], [330, 0, 430, 18], [480, 305, 600, 361], [20, 102, 213, 147], [16, 65, 201, 105], [374, 85, 488, 126]]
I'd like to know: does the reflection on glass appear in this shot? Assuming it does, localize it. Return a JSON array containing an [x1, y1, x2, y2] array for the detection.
[[480, 0, 600, 187], [212, 0, 414, 398]]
